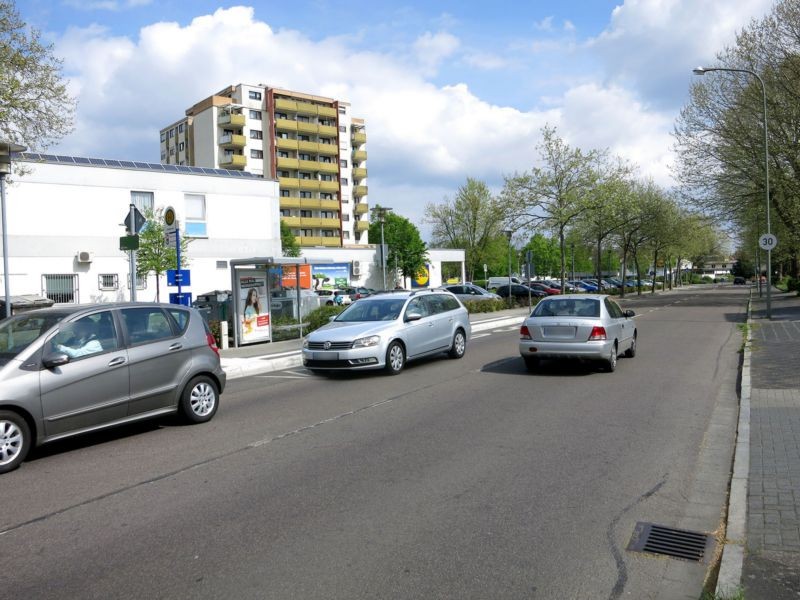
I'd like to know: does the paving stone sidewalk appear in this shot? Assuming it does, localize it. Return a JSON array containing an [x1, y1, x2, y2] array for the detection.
[[743, 291, 800, 599]]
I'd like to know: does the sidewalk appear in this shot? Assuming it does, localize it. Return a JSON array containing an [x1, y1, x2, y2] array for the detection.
[[219, 306, 531, 379], [740, 289, 800, 598]]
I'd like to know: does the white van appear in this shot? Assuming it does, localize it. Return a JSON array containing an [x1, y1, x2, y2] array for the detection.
[[487, 276, 521, 291]]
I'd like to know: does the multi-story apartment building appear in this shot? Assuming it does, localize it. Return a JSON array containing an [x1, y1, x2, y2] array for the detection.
[[160, 84, 369, 248]]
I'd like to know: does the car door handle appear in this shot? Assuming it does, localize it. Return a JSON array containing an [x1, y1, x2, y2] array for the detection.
[[169, 343, 183, 351], [108, 356, 126, 367]]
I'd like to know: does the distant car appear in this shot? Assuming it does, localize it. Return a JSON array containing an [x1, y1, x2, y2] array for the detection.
[[496, 284, 548, 299], [303, 289, 471, 375], [527, 282, 561, 295], [569, 280, 598, 292], [519, 294, 636, 373], [733, 277, 746, 285], [317, 290, 352, 306], [342, 286, 372, 300], [0, 303, 225, 474], [439, 284, 501, 302]]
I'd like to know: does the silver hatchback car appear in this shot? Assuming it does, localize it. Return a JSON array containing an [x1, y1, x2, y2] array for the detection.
[[519, 294, 636, 372], [303, 289, 471, 375], [0, 303, 226, 474]]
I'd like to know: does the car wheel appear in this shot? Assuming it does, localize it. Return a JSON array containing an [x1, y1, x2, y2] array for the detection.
[[523, 356, 539, 372], [604, 344, 618, 372], [179, 375, 219, 424], [624, 333, 637, 358], [448, 329, 467, 359], [0, 410, 31, 474], [385, 341, 405, 375], [325, 300, 333, 306]]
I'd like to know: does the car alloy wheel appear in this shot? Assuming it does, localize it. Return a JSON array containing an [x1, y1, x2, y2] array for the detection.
[[605, 344, 617, 372], [624, 334, 637, 358], [0, 411, 31, 474], [385, 341, 405, 375], [180, 376, 219, 423], [448, 329, 466, 359]]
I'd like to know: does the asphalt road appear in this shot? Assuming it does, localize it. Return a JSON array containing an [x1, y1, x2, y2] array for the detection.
[[0, 285, 749, 599]]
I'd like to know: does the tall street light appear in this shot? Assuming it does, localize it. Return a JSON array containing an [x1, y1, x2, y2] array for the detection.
[[693, 66, 772, 318], [503, 229, 513, 308], [0, 142, 27, 319], [376, 206, 392, 290]]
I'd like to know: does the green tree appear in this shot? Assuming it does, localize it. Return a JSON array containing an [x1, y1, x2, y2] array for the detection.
[[369, 207, 427, 288], [135, 208, 191, 302], [521, 233, 560, 278], [280, 220, 301, 257], [0, 0, 75, 153], [424, 178, 506, 281]]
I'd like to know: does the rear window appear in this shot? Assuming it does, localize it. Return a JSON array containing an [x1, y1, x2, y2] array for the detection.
[[533, 298, 599, 318], [167, 308, 191, 334]]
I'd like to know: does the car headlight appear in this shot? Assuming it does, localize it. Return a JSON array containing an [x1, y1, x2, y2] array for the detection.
[[352, 335, 380, 348], [302, 339, 309, 349]]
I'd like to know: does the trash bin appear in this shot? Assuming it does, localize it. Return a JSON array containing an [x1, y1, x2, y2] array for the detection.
[[0, 294, 55, 318], [192, 290, 233, 327]]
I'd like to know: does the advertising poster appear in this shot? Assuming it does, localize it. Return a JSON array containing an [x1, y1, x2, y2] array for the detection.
[[239, 271, 270, 343], [311, 263, 350, 291], [281, 264, 312, 289], [411, 265, 430, 288]]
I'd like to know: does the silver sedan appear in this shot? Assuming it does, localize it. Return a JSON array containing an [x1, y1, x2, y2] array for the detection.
[[518, 294, 636, 372]]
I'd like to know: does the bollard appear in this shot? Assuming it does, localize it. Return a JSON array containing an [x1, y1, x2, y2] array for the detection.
[[220, 321, 229, 350]]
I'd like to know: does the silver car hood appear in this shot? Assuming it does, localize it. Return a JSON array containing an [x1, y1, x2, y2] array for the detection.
[[310, 320, 396, 341]]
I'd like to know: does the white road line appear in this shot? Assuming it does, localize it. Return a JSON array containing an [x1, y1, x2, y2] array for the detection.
[[255, 374, 309, 379], [471, 333, 491, 339]]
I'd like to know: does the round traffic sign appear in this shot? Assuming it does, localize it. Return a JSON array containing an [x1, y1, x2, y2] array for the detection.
[[759, 233, 777, 251], [164, 206, 176, 227]]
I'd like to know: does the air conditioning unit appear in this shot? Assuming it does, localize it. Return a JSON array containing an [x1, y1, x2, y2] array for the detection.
[[352, 260, 361, 276], [76, 251, 93, 263]]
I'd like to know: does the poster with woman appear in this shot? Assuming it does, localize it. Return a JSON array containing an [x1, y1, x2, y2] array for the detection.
[[239, 272, 270, 343]]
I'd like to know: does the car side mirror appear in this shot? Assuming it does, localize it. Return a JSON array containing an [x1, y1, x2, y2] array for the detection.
[[328, 315, 337, 322], [625, 309, 635, 318], [405, 311, 423, 322], [42, 351, 70, 369]]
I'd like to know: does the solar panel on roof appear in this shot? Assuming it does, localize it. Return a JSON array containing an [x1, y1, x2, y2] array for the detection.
[[89, 158, 105, 165], [119, 160, 136, 168], [133, 162, 149, 168], [55, 155, 75, 163], [104, 159, 122, 167], [188, 166, 204, 173], [201, 168, 217, 175], [163, 164, 179, 171], [74, 157, 91, 164], [149, 163, 166, 170]]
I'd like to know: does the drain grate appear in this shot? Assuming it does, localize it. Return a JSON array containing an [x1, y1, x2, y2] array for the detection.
[[627, 522, 712, 563]]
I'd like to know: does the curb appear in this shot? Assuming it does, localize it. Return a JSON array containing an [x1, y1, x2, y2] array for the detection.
[[715, 294, 752, 596], [221, 313, 527, 380]]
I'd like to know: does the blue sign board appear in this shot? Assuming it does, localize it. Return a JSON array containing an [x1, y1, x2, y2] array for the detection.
[[169, 292, 192, 306], [167, 269, 191, 286]]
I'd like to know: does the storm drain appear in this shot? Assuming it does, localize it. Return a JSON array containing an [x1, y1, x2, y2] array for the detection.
[[626, 522, 712, 563]]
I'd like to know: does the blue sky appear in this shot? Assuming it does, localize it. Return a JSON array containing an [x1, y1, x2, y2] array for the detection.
[[18, 0, 776, 236]]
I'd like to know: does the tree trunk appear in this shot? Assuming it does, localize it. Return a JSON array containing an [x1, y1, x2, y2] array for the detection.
[[620, 241, 629, 298], [155, 274, 160, 303], [559, 228, 567, 293]]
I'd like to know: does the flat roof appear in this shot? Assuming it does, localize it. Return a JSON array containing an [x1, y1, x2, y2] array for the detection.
[[18, 153, 266, 180]]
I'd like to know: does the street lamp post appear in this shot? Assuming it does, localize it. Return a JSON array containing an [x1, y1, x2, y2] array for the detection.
[[0, 142, 27, 319], [693, 66, 772, 318], [503, 229, 513, 308], [376, 206, 392, 290], [571, 243, 575, 283]]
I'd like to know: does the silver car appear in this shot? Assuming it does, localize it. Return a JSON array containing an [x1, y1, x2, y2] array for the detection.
[[439, 284, 501, 302], [518, 294, 636, 372], [303, 289, 471, 375], [0, 303, 226, 474]]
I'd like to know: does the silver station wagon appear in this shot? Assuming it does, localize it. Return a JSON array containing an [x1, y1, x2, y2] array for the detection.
[[303, 289, 471, 375], [519, 294, 637, 372], [0, 303, 226, 474]]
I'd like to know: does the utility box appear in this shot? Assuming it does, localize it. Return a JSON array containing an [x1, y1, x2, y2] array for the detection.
[[0, 294, 55, 318]]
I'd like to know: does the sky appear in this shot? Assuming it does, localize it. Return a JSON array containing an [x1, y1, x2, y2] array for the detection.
[[20, 0, 776, 239]]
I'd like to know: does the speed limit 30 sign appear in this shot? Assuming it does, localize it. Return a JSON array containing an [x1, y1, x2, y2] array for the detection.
[[759, 233, 777, 251]]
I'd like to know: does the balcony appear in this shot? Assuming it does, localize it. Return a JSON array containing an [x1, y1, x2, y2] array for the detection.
[[353, 150, 367, 162], [281, 216, 301, 227], [318, 106, 337, 118], [276, 157, 299, 170], [298, 159, 320, 172], [319, 198, 340, 210], [318, 124, 337, 137], [320, 236, 341, 247], [299, 198, 322, 209], [298, 140, 318, 153], [219, 133, 246, 149], [352, 131, 367, 145], [298, 179, 320, 192], [275, 118, 298, 132], [218, 112, 246, 127], [219, 154, 246, 169], [354, 202, 368, 215], [296, 101, 319, 116], [355, 220, 370, 232], [319, 180, 339, 193], [352, 167, 367, 180], [275, 138, 298, 151], [279, 177, 300, 190], [299, 236, 341, 247], [317, 143, 338, 156], [297, 121, 318, 135], [317, 161, 338, 174], [274, 98, 297, 112], [279, 197, 302, 209], [353, 185, 368, 197], [301, 217, 341, 228]]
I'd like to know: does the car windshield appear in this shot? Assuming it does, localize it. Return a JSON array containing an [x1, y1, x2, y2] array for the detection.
[[532, 298, 600, 318], [335, 298, 406, 322], [0, 312, 69, 362]]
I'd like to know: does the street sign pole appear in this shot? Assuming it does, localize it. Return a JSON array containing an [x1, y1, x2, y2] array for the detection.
[[128, 203, 137, 302], [176, 225, 182, 301]]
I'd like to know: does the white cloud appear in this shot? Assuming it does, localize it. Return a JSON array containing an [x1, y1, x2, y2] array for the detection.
[[412, 31, 460, 75], [462, 51, 509, 71], [534, 16, 554, 31]]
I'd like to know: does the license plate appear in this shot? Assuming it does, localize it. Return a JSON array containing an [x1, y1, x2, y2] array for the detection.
[[312, 352, 338, 360], [543, 326, 577, 339]]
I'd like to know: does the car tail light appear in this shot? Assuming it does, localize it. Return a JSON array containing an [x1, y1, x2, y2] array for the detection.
[[588, 326, 607, 341], [207, 333, 220, 357], [520, 325, 532, 340]]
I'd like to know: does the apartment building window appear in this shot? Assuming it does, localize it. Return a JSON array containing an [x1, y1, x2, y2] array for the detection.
[[338, 106, 346, 114], [277, 132, 289, 139], [250, 129, 263, 139], [301, 229, 313, 237], [297, 115, 310, 123], [43, 274, 78, 304], [178, 123, 184, 133], [322, 230, 337, 237], [321, 211, 336, 219], [251, 149, 263, 159], [281, 190, 291, 197], [321, 174, 333, 181], [161, 151, 166, 160], [342, 214, 350, 222], [343, 231, 350, 239], [169, 147, 175, 155], [278, 151, 289, 158], [249, 90, 262, 100], [339, 159, 348, 168], [339, 125, 346, 133], [249, 110, 262, 120], [278, 170, 289, 177], [299, 153, 310, 161], [275, 112, 287, 120], [131, 191, 154, 214], [280, 209, 291, 217], [298, 135, 310, 142], [300, 172, 311, 180], [179, 142, 185, 151], [301, 210, 312, 218], [341, 177, 349, 185], [170, 129, 175, 138], [98, 274, 119, 291], [160, 132, 166, 142], [341, 194, 350, 203], [321, 193, 333, 199], [184, 194, 207, 237], [320, 138, 331, 145], [320, 157, 332, 163], [300, 191, 312, 198]]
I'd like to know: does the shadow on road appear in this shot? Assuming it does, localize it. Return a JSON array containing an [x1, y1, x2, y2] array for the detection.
[[482, 355, 597, 377]]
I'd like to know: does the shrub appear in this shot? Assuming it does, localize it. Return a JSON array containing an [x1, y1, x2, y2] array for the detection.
[[304, 305, 345, 334]]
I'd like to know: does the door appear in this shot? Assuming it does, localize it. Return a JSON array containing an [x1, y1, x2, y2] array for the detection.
[[605, 298, 631, 348], [422, 295, 455, 351], [121, 306, 193, 415], [403, 297, 437, 357], [40, 310, 129, 438]]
